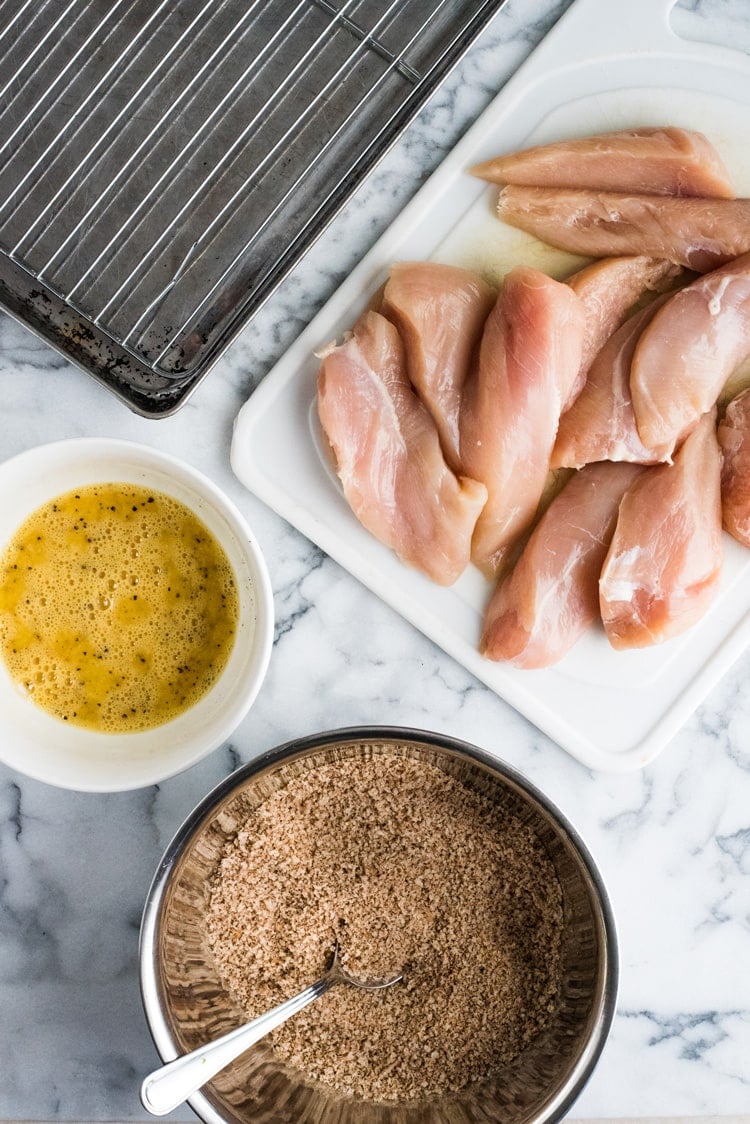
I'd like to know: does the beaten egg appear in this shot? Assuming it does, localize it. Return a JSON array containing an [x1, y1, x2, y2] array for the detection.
[[0, 483, 239, 733]]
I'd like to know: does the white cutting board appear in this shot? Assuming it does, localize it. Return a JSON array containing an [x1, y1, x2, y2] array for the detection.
[[232, 0, 750, 773]]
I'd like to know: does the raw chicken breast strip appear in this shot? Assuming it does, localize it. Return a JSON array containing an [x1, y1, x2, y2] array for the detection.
[[317, 310, 487, 586], [718, 388, 750, 547], [496, 187, 750, 272], [552, 296, 674, 469], [599, 411, 722, 649], [481, 461, 644, 668], [381, 262, 495, 472], [460, 266, 586, 577], [631, 252, 750, 453], [471, 127, 734, 198], [566, 256, 683, 405]]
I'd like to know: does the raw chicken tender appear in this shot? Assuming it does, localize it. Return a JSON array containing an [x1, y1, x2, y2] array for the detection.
[[471, 127, 735, 198], [599, 412, 723, 649], [566, 256, 683, 404], [460, 266, 586, 577], [552, 296, 674, 469], [481, 462, 644, 668], [631, 252, 750, 453], [718, 388, 750, 547], [381, 262, 495, 472], [317, 310, 487, 585], [496, 188, 750, 272]]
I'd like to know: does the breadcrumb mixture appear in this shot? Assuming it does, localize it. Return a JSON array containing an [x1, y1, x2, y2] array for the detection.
[[206, 753, 563, 1102]]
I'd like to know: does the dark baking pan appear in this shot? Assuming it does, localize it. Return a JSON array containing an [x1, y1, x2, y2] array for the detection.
[[0, 0, 507, 415]]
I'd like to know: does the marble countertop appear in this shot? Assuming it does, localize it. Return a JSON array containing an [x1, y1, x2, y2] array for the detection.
[[2, 0, 750, 1120]]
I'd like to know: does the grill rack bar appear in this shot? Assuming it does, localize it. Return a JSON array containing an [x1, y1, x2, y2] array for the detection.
[[0, 0, 169, 215], [0, 0, 135, 171], [66, 0, 350, 314], [119, 0, 419, 351], [146, 0, 452, 365], [0, 0, 81, 103], [0, 0, 37, 54], [311, 0, 422, 83], [0, 0, 508, 413], [8, 0, 236, 257]]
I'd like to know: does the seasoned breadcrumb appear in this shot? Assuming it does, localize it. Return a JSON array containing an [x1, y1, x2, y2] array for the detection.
[[206, 753, 562, 1102]]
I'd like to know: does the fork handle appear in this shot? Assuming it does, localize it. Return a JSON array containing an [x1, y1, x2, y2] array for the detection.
[[140, 973, 336, 1116]]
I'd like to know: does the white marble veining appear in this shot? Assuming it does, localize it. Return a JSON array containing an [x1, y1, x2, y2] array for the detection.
[[1, 0, 749, 1120]]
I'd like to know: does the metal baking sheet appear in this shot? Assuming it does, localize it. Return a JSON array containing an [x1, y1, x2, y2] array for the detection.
[[0, 0, 507, 416]]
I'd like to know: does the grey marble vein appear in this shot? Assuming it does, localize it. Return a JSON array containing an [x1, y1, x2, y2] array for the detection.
[[0, 0, 749, 1121]]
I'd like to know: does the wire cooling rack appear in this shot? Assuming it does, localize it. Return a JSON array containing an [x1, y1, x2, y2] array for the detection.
[[0, 0, 506, 415]]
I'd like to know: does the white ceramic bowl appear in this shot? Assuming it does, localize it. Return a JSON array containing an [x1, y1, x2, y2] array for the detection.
[[0, 438, 274, 792]]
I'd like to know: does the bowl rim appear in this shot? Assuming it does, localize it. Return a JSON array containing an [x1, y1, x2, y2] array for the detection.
[[0, 436, 275, 791], [139, 724, 619, 1124]]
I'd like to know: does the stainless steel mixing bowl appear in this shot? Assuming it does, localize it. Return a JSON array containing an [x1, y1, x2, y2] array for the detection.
[[140, 727, 618, 1123]]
